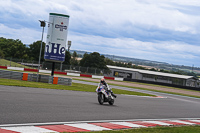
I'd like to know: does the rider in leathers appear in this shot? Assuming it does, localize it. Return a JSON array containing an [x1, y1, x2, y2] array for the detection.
[[99, 78, 117, 98]]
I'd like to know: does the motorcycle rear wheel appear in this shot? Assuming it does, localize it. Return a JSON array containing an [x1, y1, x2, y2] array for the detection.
[[98, 94, 104, 105], [109, 99, 114, 105]]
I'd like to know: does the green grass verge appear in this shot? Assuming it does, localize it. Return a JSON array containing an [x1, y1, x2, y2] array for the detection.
[[69, 78, 200, 98], [0, 78, 154, 96], [110, 84, 200, 99], [62, 125, 200, 133], [0, 59, 32, 68]]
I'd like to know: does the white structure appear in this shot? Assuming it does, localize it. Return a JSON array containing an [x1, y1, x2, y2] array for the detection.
[[107, 65, 200, 88]]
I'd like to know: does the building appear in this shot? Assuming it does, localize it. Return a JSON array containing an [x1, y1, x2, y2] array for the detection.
[[107, 65, 200, 88]]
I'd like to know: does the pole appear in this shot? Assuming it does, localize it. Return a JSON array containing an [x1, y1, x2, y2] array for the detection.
[[51, 62, 55, 76], [192, 64, 194, 73], [37, 24, 45, 82], [60, 62, 63, 71], [38, 26, 44, 71]]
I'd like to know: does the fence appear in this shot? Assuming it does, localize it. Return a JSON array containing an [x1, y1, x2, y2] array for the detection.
[[0, 57, 111, 76], [0, 70, 23, 80], [0, 69, 72, 85]]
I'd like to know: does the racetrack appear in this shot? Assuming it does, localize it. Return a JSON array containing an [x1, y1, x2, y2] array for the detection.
[[1, 81, 200, 125]]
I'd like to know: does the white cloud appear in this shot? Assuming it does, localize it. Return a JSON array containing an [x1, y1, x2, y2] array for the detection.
[[0, 24, 44, 44], [69, 32, 200, 63], [0, 0, 200, 66]]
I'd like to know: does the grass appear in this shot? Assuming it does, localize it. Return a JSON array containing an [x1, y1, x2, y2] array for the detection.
[[72, 76, 197, 92], [68, 77, 200, 99], [63, 125, 200, 133], [1, 67, 199, 98], [110, 84, 200, 99], [0, 59, 31, 68], [0, 78, 155, 96]]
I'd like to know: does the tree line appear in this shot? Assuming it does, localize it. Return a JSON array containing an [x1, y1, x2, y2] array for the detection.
[[0, 37, 109, 70], [0, 37, 198, 77]]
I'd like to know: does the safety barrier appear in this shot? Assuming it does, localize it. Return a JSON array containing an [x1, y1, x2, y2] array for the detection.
[[0, 69, 72, 86], [0, 65, 124, 81], [0, 70, 23, 80]]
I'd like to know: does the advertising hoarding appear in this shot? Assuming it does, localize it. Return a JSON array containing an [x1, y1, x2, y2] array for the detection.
[[114, 71, 132, 78], [44, 13, 70, 62]]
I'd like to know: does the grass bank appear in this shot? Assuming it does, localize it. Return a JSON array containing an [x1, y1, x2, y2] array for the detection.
[[0, 78, 154, 96], [0, 59, 26, 67], [69, 77, 200, 99]]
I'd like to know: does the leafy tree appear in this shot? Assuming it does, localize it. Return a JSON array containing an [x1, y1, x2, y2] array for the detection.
[[70, 51, 79, 66], [78, 54, 83, 58], [80, 52, 108, 69], [72, 51, 78, 58], [63, 50, 71, 65], [149, 68, 157, 71], [28, 41, 45, 61], [105, 58, 115, 65], [127, 62, 132, 68], [70, 58, 79, 66], [0, 50, 4, 58], [0, 37, 28, 59]]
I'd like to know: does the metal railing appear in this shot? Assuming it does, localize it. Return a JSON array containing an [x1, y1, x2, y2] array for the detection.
[[0, 70, 23, 80], [0, 57, 111, 76], [0, 69, 72, 85]]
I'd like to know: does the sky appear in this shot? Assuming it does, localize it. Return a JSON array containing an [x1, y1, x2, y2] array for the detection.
[[0, 0, 200, 67]]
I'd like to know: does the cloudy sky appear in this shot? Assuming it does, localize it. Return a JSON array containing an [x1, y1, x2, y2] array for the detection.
[[0, 0, 200, 67]]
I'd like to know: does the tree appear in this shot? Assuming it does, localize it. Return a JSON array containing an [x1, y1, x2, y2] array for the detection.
[[105, 58, 115, 65], [28, 41, 45, 61], [72, 51, 78, 58], [70, 58, 79, 66], [0, 37, 28, 59], [63, 50, 71, 65], [80, 52, 108, 69], [70, 51, 79, 66], [0, 49, 4, 58]]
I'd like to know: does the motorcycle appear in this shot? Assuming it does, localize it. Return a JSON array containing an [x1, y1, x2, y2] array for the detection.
[[96, 84, 116, 105]]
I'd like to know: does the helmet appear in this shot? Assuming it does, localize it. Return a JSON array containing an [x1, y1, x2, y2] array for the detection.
[[101, 78, 105, 83]]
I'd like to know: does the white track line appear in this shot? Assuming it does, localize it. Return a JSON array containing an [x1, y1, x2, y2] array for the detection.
[[170, 120, 196, 125], [190, 120, 200, 123], [1, 126, 57, 133], [1, 118, 200, 127], [143, 121, 171, 126], [65, 123, 111, 131], [110, 122, 146, 127]]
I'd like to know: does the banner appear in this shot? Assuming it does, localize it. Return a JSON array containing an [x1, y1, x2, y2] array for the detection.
[[44, 13, 70, 62], [114, 71, 132, 78]]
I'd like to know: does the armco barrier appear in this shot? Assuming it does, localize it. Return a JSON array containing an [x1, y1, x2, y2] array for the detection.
[[0, 66, 124, 81], [0, 70, 23, 80], [0, 69, 72, 86], [27, 74, 53, 83], [58, 77, 72, 85]]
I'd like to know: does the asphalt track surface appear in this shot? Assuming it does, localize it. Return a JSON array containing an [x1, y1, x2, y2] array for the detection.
[[0, 80, 200, 125]]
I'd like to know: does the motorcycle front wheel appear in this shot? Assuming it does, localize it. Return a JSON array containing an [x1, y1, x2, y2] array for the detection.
[[98, 93, 104, 105]]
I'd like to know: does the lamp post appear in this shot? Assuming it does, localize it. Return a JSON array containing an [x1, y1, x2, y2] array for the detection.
[[60, 41, 72, 71], [68, 41, 71, 51], [37, 20, 46, 82]]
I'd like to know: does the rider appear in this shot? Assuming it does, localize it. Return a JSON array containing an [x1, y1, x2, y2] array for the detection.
[[99, 78, 117, 98]]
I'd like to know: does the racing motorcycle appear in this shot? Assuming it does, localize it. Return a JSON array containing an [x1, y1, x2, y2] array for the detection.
[[96, 84, 117, 105]]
